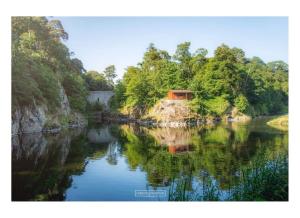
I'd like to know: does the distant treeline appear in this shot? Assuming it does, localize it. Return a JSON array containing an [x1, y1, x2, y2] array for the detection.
[[112, 42, 288, 117]]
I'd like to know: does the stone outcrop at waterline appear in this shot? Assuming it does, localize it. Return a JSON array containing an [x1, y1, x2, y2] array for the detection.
[[12, 85, 87, 135], [114, 99, 251, 128], [147, 99, 197, 121]]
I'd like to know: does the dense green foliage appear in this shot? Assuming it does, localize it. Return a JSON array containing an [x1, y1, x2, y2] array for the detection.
[[12, 17, 88, 112], [103, 65, 117, 86], [110, 79, 126, 110], [83, 70, 113, 91], [204, 96, 230, 116], [115, 43, 288, 116], [234, 94, 250, 113]]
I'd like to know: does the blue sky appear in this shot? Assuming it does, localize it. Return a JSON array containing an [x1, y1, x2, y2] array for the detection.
[[54, 17, 288, 79]]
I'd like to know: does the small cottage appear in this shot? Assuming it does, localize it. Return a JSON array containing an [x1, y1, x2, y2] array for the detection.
[[167, 90, 193, 100]]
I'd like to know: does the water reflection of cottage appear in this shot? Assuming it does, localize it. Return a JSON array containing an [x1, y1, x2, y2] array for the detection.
[[168, 144, 191, 154], [146, 128, 195, 154]]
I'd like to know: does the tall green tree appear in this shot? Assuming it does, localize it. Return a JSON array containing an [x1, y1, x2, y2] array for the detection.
[[84, 71, 112, 91], [173, 42, 193, 87], [103, 65, 117, 86]]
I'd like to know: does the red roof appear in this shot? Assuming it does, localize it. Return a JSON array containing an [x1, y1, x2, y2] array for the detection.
[[169, 90, 193, 93]]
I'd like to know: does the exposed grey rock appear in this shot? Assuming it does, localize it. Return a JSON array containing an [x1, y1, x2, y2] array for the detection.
[[21, 106, 47, 134], [12, 109, 21, 135], [148, 99, 197, 122], [12, 106, 48, 135], [59, 84, 70, 116], [11, 85, 87, 135]]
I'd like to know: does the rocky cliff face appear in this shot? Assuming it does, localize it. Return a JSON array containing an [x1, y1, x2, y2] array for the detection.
[[147, 99, 198, 122], [12, 85, 87, 135], [145, 100, 251, 127], [59, 84, 71, 116], [12, 105, 47, 135]]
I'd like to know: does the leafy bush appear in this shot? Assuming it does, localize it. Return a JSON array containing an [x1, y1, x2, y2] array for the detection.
[[86, 101, 104, 112], [83, 71, 113, 91], [110, 80, 126, 111], [204, 96, 230, 116], [234, 94, 249, 113], [63, 73, 88, 112], [189, 98, 208, 115]]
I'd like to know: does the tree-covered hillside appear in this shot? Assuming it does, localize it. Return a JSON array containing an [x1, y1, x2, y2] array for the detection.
[[12, 17, 288, 119], [12, 17, 88, 112], [12, 17, 114, 113], [113, 43, 288, 117]]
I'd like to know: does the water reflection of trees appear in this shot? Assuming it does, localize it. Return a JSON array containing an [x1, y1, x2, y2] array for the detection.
[[117, 124, 288, 191], [12, 123, 288, 201], [12, 127, 115, 201], [12, 129, 84, 200]]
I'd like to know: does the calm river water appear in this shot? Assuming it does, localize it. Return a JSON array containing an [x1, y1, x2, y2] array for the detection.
[[12, 119, 288, 201]]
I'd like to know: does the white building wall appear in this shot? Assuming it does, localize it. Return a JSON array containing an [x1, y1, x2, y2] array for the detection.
[[87, 91, 114, 109]]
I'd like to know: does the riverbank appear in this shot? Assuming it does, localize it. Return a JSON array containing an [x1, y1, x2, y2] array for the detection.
[[267, 115, 288, 131], [12, 106, 88, 136], [101, 112, 291, 129], [12, 109, 288, 135], [12, 112, 288, 136], [110, 99, 251, 128], [101, 111, 245, 128]]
